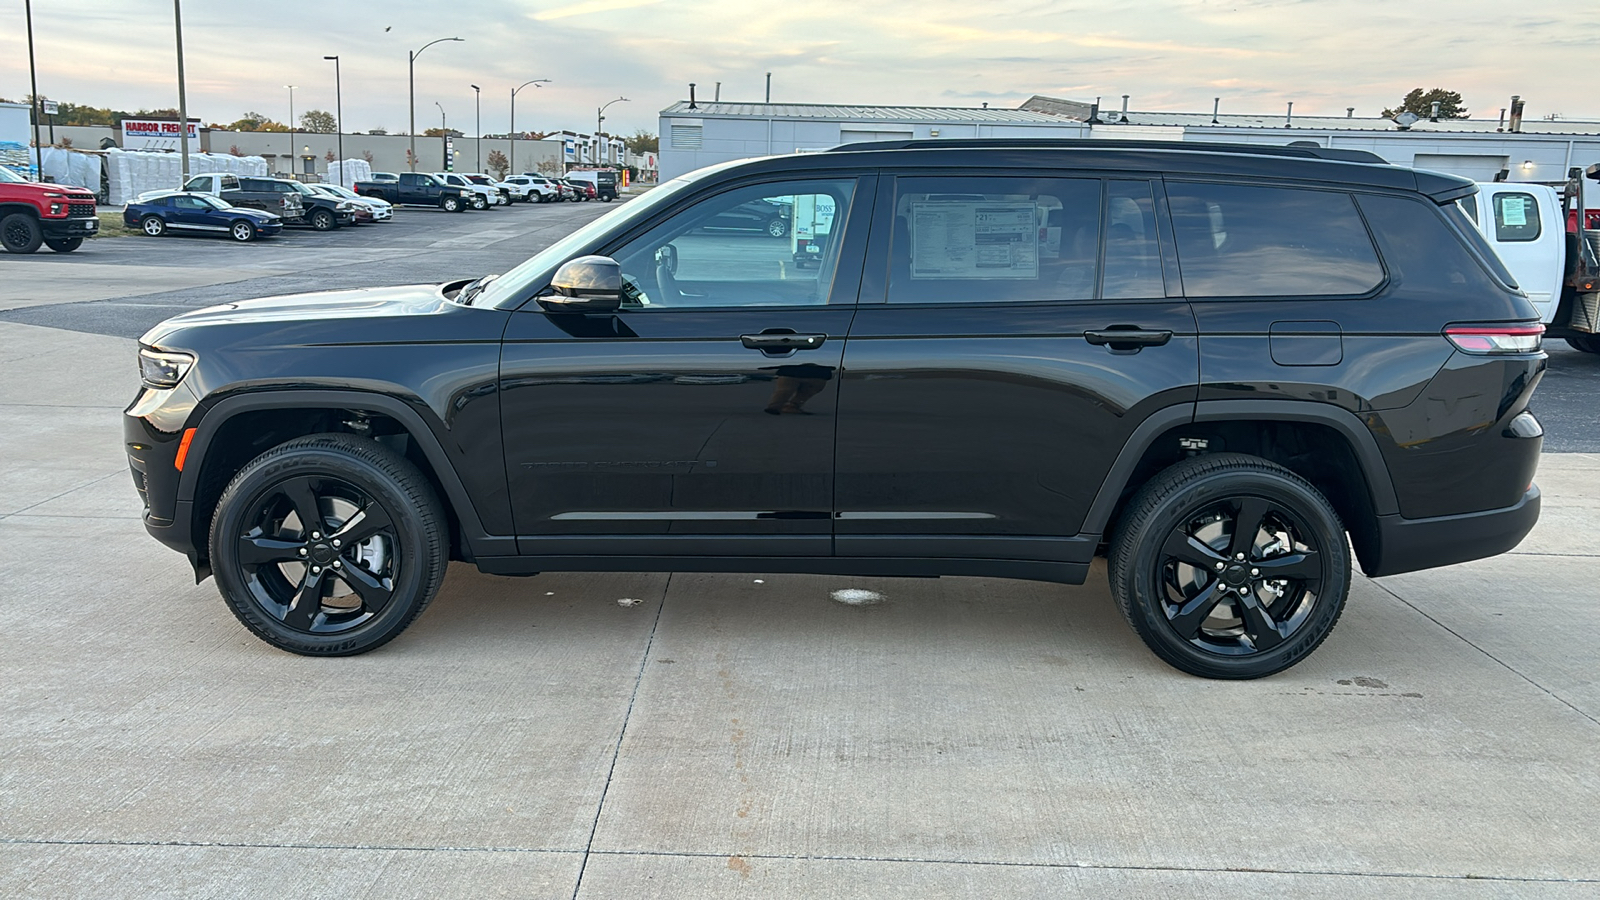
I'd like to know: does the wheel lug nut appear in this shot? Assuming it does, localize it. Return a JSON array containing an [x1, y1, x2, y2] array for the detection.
[[332, 539, 341, 548], [333, 560, 342, 568], [298, 548, 307, 556], [311, 531, 321, 539], [1250, 568, 1260, 576], [1235, 553, 1245, 560], [310, 566, 321, 574], [1215, 562, 1225, 571]]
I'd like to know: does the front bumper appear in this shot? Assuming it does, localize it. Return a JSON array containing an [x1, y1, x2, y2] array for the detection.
[[42, 215, 99, 238], [1363, 485, 1541, 577]]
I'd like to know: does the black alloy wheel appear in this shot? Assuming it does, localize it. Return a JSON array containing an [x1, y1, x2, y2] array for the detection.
[[210, 434, 448, 656], [2, 212, 44, 253], [141, 216, 167, 237], [230, 221, 256, 242], [310, 209, 337, 231], [45, 236, 84, 252], [1109, 453, 1349, 679]]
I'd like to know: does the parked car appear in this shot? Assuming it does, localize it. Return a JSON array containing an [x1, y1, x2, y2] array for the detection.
[[433, 172, 501, 210], [567, 169, 620, 201], [519, 174, 568, 202], [0, 164, 99, 253], [125, 139, 1546, 679], [183, 175, 354, 231], [354, 173, 469, 211], [462, 174, 513, 205], [704, 196, 792, 237], [123, 191, 282, 242], [367, 173, 400, 183], [310, 183, 393, 222], [502, 175, 558, 203], [561, 178, 594, 201]]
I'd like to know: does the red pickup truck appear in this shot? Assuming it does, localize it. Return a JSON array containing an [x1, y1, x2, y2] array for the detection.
[[0, 166, 99, 253]]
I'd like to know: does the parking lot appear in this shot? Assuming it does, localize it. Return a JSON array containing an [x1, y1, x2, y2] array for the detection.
[[0, 199, 1597, 897]]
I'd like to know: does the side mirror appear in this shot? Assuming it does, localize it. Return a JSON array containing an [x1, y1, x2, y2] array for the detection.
[[540, 255, 624, 313]]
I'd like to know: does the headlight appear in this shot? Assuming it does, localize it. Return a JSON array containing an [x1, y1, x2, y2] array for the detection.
[[139, 347, 195, 389]]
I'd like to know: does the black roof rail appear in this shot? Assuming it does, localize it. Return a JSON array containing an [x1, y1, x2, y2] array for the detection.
[[827, 137, 1388, 165]]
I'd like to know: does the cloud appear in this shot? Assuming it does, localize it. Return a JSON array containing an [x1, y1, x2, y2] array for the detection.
[[531, 0, 664, 21]]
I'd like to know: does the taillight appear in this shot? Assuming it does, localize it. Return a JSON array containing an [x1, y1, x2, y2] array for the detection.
[[1445, 324, 1544, 354]]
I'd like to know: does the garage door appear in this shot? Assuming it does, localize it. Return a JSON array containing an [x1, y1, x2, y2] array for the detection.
[[840, 128, 914, 145], [1414, 153, 1509, 182]]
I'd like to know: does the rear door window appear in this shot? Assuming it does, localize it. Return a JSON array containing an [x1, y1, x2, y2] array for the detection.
[[1491, 192, 1541, 242], [1166, 183, 1384, 297]]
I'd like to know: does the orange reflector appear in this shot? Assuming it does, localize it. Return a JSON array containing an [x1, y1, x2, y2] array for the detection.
[[174, 428, 196, 471]]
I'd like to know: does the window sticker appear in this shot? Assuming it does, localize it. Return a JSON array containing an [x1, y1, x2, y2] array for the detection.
[[1501, 196, 1527, 227], [910, 201, 1039, 279]]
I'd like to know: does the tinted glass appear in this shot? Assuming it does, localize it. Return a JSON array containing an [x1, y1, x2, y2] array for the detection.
[[1167, 183, 1384, 297], [608, 178, 856, 309], [888, 176, 1100, 304], [1492, 192, 1540, 242], [1103, 180, 1165, 299], [1357, 193, 1511, 297]]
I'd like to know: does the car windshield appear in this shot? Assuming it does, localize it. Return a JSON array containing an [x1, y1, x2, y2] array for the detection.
[[472, 163, 740, 309], [321, 185, 358, 199], [286, 181, 316, 195], [0, 166, 26, 184]]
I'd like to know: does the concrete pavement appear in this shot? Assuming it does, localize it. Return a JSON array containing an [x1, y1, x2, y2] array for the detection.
[[0, 318, 1596, 898]]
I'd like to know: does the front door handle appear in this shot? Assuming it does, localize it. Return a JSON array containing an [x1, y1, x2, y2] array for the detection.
[[1084, 327, 1173, 349], [740, 332, 828, 352]]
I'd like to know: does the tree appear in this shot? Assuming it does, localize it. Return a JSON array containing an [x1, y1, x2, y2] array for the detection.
[[486, 149, 510, 179], [324, 149, 337, 163], [624, 128, 658, 155], [422, 127, 463, 138], [300, 109, 337, 134], [226, 111, 290, 132], [361, 149, 375, 164], [1382, 88, 1468, 120], [536, 158, 564, 176], [229, 144, 244, 157]]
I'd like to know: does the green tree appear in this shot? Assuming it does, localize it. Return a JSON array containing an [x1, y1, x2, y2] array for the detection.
[[624, 128, 658, 155], [1382, 88, 1468, 120], [486, 149, 510, 179], [226, 111, 290, 132], [422, 127, 462, 138], [300, 109, 337, 133]]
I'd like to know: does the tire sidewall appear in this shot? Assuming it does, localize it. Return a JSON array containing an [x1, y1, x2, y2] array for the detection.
[[1113, 462, 1350, 679], [231, 221, 255, 242], [1, 212, 43, 253], [442, 196, 460, 212], [142, 216, 166, 236], [312, 210, 335, 230], [210, 439, 444, 655], [46, 236, 84, 252]]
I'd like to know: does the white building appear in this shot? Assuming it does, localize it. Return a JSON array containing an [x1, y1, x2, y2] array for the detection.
[[658, 95, 1600, 184]]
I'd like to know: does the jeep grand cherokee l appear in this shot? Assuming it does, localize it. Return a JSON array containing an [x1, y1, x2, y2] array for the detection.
[[124, 140, 1545, 678]]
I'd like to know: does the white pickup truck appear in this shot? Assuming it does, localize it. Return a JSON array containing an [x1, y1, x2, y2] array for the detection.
[[1461, 174, 1600, 354]]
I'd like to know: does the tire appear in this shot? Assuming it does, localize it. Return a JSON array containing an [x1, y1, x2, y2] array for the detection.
[[46, 236, 84, 253], [766, 217, 788, 238], [471, 194, 487, 210], [1108, 453, 1350, 679], [141, 215, 167, 237], [209, 433, 449, 656], [441, 195, 462, 213], [230, 221, 256, 242], [1565, 335, 1600, 354], [1, 212, 44, 253], [310, 209, 336, 231]]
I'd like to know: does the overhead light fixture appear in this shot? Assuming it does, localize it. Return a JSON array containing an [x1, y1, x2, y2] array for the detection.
[[1522, 160, 1534, 170]]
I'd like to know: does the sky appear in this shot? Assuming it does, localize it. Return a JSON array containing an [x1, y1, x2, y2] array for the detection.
[[4, 0, 1599, 137]]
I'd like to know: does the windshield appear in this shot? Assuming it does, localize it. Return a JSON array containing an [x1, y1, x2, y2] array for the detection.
[[322, 185, 357, 198], [474, 163, 742, 309], [0, 166, 26, 184], [287, 181, 316, 196]]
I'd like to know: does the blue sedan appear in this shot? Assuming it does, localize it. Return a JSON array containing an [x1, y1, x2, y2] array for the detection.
[[124, 192, 283, 242]]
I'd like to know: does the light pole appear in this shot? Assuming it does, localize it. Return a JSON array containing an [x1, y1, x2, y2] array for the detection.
[[598, 96, 628, 165], [285, 84, 297, 174], [434, 101, 447, 171], [408, 37, 463, 171], [24, 0, 42, 179], [470, 84, 481, 173], [324, 56, 343, 185], [510, 78, 550, 176]]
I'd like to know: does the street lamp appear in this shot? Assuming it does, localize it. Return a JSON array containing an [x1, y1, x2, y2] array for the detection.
[[24, 0, 42, 180], [434, 101, 448, 171], [598, 96, 628, 164], [408, 37, 463, 171], [510, 78, 550, 176], [324, 56, 343, 185], [470, 84, 481, 173]]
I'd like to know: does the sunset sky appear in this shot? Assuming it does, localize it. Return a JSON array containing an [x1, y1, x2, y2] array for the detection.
[[4, 0, 1598, 136]]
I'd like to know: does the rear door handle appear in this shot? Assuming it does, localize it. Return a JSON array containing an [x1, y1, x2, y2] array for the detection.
[[740, 333, 828, 351], [1084, 328, 1173, 348]]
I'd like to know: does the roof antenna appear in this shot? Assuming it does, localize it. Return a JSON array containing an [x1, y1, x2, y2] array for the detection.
[[1211, 97, 1220, 125], [688, 83, 697, 110]]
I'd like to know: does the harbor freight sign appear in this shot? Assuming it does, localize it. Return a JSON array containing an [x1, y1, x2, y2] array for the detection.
[[121, 118, 200, 151]]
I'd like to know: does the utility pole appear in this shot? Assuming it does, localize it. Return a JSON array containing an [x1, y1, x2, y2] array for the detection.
[[25, 0, 42, 179], [408, 37, 463, 171], [173, 0, 191, 183], [324, 56, 343, 185], [471, 84, 481, 173]]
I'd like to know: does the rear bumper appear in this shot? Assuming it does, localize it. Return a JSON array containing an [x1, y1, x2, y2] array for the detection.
[[1364, 485, 1541, 577]]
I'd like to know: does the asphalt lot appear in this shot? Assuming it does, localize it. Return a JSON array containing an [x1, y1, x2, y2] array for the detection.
[[0, 199, 1596, 897]]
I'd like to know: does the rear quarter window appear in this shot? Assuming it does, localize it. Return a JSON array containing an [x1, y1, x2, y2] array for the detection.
[[1356, 193, 1513, 297], [1166, 183, 1384, 298]]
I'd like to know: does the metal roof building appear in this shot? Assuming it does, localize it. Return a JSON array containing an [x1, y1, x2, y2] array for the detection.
[[658, 94, 1600, 183]]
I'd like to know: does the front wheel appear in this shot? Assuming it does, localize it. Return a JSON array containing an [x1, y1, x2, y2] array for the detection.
[[1108, 453, 1350, 679], [441, 195, 462, 212], [471, 194, 487, 210], [46, 236, 84, 252], [310, 210, 336, 231], [230, 221, 256, 242], [2, 212, 44, 253], [209, 434, 449, 656]]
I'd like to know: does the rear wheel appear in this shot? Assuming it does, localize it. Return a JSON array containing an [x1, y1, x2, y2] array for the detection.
[[141, 216, 167, 237], [1, 212, 44, 253], [1565, 334, 1600, 354], [209, 434, 448, 656], [230, 221, 256, 242], [1109, 453, 1350, 679], [46, 236, 84, 253], [766, 217, 789, 238]]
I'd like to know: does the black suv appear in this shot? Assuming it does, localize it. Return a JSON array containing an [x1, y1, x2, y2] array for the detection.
[[125, 140, 1545, 678]]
